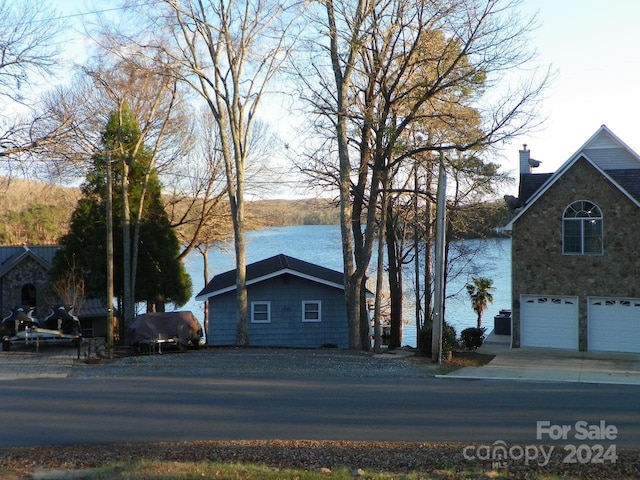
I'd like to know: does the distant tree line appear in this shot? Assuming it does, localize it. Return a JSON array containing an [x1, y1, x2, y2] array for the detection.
[[0, 182, 342, 245], [0, 186, 507, 246]]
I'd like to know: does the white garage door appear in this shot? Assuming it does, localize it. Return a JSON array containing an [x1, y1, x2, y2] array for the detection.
[[520, 295, 579, 349], [588, 298, 640, 353]]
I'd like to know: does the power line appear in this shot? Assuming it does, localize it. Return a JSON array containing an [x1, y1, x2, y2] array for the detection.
[[3, 1, 156, 27], [53, 3, 155, 22]]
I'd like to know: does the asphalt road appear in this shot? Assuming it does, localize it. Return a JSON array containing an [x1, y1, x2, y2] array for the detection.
[[2, 375, 639, 449]]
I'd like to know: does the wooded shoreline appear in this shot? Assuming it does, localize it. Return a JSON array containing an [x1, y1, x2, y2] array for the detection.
[[0, 178, 508, 246]]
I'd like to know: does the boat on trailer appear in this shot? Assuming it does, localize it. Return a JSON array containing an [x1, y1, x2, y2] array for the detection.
[[1, 305, 81, 351]]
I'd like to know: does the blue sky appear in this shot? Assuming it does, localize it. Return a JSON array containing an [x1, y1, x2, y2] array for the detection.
[[509, 0, 640, 178], [48, 1, 640, 194]]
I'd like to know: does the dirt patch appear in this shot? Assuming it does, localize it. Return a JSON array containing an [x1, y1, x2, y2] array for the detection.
[[449, 350, 495, 367], [408, 350, 495, 368]]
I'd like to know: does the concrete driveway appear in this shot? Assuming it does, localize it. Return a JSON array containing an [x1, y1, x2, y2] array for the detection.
[[440, 333, 640, 385]]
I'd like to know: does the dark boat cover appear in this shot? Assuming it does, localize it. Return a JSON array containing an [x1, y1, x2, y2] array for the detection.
[[2, 307, 39, 336], [127, 311, 203, 346], [42, 305, 82, 335]]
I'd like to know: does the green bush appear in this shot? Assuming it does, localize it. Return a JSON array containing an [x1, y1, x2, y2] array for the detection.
[[418, 322, 458, 356], [460, 327, 486, 350]]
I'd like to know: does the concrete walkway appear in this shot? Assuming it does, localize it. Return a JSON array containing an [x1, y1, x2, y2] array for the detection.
[[0, 344, 78, 380], [440, 332, 640, 385]]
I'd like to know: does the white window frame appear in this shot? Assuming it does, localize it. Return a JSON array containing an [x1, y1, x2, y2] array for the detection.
[[251, 301, 271, 323], [302, 300, 322, 323], [562, 200, 603, 255]]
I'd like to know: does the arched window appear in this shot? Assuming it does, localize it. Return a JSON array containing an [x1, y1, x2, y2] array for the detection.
[[21, 283, 36, 307], [563, 200, 603, 255]]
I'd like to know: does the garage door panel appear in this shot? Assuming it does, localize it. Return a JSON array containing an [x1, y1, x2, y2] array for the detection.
[[521, 295, 579, 349], [588, 298, 640, 353]]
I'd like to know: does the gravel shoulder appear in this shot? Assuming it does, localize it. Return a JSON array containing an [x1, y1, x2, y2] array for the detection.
[[70, 346, 437, 379]]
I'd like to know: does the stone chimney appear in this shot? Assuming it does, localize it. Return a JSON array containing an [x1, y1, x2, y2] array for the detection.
[[519, 144, 531, 175], [519, 144, 542, 175]]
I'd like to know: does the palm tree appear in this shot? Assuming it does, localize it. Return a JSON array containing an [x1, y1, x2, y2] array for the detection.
[[466, 277, 495, 329]]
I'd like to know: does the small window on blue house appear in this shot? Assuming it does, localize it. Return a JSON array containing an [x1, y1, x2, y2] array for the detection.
[[302, 301, 321, 322], [251, 301, 271, 323], [563, 200, 603, 255]]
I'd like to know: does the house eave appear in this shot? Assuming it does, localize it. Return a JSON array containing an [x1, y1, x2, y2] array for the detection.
[[195, 268, 346, 301]]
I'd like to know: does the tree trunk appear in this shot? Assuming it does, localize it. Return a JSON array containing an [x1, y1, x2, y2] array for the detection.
[[200, 244, 210, 344], [229, 192, 248, 346], [359, 275, 370, 351], [121, 155, 134, 341], [423, 169, 435, 330], [385, 206, 403, 349]]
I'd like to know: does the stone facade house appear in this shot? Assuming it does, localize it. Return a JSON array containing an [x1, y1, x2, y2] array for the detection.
[[0, 245, 110, 338], [0, 246, 59, 319], [196, 254, 355, 348], [504, 125, 640, 353]]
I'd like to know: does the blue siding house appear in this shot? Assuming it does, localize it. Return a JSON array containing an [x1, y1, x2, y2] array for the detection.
[[195, 254, 350, 348]]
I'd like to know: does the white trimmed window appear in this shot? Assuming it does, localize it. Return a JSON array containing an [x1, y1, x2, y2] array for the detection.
[[302, 301, 321, 322], [251, 301, 271, 323], [563, 200, 603, 255]]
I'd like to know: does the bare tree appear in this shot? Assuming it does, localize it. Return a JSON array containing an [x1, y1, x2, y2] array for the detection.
[[0, 1, 65, 166], [299, 0, 548, 350], [166, 110, 230, 260], [38, 47, 191, 335], [118, 0, 302, 345], [95, 56, 188, 328], [164, 110, 230, 342]]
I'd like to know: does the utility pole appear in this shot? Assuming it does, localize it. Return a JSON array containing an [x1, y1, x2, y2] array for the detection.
[[106, 153, 114, 359], [432, 152, 447, 363]]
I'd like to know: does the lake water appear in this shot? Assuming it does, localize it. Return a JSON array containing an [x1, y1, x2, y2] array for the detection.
[[181, 225, 511, 348]]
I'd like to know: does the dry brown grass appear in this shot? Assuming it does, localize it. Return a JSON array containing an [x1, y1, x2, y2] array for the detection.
[[448, 350, 495, 367], [0, 177, 80, 213]]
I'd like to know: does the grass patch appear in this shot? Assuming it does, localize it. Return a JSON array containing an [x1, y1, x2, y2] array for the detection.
[[79, 461, 455, 479], [47, 460, 588, 480]]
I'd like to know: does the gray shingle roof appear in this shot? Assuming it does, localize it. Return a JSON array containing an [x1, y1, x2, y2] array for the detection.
[[0, 245, 59, 278], [518, 173, 554, 205], [196, 254, 346, 300], [519, 169, 640, 207], [606, 169, 640, 202]]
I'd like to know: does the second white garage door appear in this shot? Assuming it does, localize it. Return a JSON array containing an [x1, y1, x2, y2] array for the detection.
[[520, 295, 579, 349], [588, 298, 640, 353]]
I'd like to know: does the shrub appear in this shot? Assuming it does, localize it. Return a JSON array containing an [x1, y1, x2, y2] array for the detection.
[[418, 322, 458, 356], [460, 327, 486, 350]]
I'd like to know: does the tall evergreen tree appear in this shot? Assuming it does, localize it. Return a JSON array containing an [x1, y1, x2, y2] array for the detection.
[[51, 104, 191, 330]]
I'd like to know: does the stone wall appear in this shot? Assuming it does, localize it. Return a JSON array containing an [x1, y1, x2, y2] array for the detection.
[[512, 157, 640, 350], [1, 256, 56, 320]]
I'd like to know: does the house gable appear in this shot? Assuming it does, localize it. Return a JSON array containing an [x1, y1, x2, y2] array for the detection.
[[510, 126, 640, 352], [505, 125, 640, 231], [0, 246, 58, 278], [196, 254, 345, 300]]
